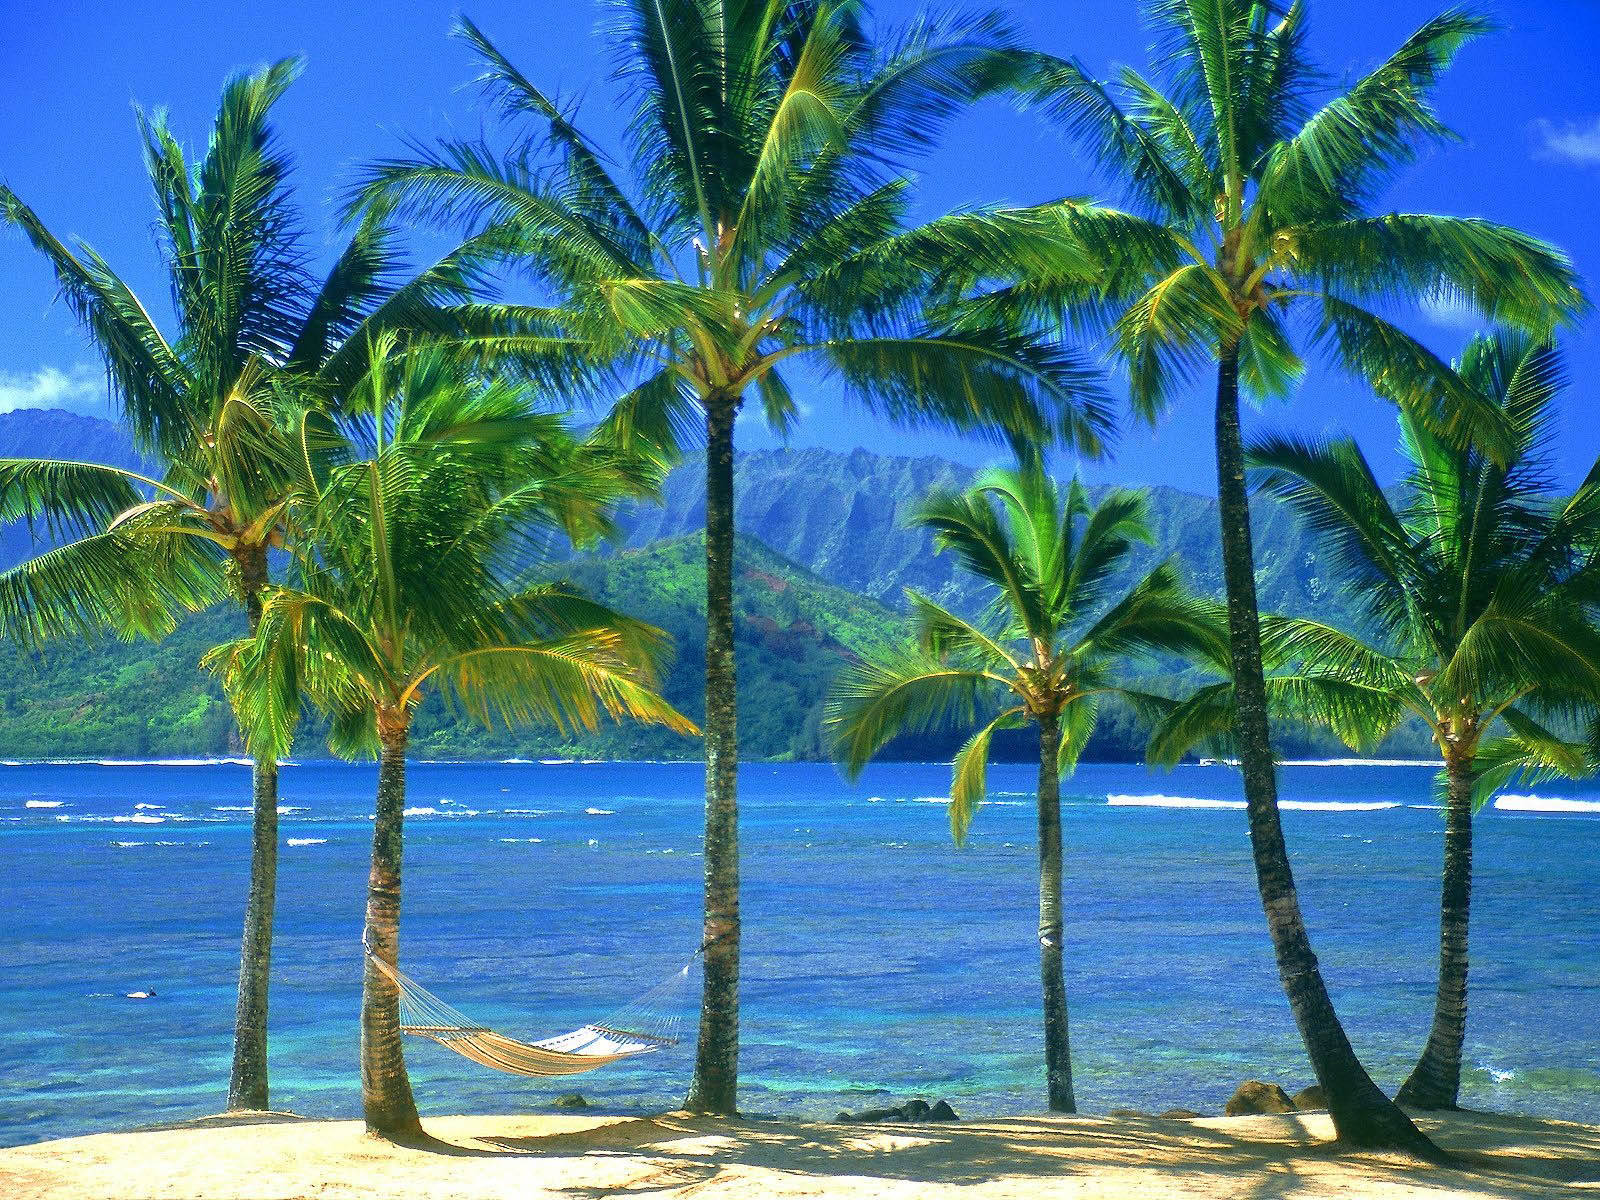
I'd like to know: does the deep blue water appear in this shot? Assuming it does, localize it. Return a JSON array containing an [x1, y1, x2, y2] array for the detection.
[[1, 758, 1597, 1147]]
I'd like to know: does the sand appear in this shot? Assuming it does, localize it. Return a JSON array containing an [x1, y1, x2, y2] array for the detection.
[[2, 1107, 1597, 1199]]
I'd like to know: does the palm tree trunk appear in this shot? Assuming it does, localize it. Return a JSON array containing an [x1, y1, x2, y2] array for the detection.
[[1396, 755, 1474, 1109], [1213, 347, 1434, 1155], [1035, 713, 1075, 1113], [228, 550, 277, 1112], [361, 719, 422, 1137], [686, 390, 740, 1114]]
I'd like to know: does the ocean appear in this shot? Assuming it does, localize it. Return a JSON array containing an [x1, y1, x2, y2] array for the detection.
[[1, 758, 1597, 1147]]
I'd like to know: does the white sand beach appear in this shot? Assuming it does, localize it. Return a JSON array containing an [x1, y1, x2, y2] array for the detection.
[[2, 1108, 1597, 1199]]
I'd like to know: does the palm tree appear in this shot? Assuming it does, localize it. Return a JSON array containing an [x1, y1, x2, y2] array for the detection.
[[0, 60, 555, 1112], [827, 464, 1216, 1112], [355, 3, 1115, 1112], [1152, 331, 1600, 1110], [211, 342, 694, 1136], [1020, 0, 1585, 1148]]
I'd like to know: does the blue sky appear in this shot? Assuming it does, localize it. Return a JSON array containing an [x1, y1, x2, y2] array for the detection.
[[2, 0, 1597, 493]]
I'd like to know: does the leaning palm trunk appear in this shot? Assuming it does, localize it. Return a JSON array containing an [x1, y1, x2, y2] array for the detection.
[[1035, 714, 1075, 1112], [361, 724, 422, 1137], [686, 392, 741, 1114], [228, 555, 279, 1112], [1397, 756, 1475, 1109], [1214, 350, 1430, 1152]]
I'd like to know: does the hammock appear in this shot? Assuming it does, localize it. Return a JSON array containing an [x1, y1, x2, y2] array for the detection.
[[366, 949, 693, 1079]]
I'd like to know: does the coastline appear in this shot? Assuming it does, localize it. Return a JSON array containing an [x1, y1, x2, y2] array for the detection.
[[0, 755, 1450, 768], [3, 1108, 1596, 1199]]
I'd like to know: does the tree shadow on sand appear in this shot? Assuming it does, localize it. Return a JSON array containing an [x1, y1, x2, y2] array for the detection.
[[382, 1109, 1600, 1198]]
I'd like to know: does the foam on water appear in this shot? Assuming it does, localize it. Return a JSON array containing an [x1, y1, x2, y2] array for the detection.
[[585, 807, 616, 815], [24, 800, 64, 808], [1495, 794, 1600, 813], [286, 838, 327, 847], [1107, 795, 1399, 812], [1280, 800, 1399, 811], [1107, 794, 1244, 809], [110, 840, 201, 848]]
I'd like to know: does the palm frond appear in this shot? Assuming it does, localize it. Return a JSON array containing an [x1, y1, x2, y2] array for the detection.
[[1019, 55, 1202, 222], [1471, 708, 1596, 810], [826, 648, 1003, 778], [0, 525, 225, 647], [812, 325, 1114, 457], [1300, 215, 1587, 337], [949, 705, 1027, 845], [1260, 9, 1492, 221], [0, 458, 163, 541]]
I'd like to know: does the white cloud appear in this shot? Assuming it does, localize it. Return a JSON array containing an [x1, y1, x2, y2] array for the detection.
[[1420, 295, 1481, 331], [1533, 116, 1600, 166], [0, 364, 108, 415]]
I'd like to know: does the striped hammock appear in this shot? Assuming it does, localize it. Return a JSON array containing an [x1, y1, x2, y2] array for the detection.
[[367, 949, 691, 1078]]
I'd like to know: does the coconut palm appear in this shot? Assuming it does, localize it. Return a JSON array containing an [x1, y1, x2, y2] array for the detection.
[[1153, 332, 1600, 1110], [210, 341, 694, 1136], [354, 3, 1116, 1112], [1020, 0, 1586, 1148], [827, 464, 1216, 1112], [0, 59, 564, 1112]]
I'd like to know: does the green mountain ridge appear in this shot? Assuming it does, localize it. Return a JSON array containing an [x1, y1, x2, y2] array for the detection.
[[0, 409, 1423, 762]]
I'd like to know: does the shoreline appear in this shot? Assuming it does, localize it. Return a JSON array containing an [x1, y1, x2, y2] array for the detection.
[[3, 1108, 1597, 1198], [2, 756, 1452, 768]]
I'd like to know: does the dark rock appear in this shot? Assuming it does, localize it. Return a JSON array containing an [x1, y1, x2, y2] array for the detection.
[[1159, 1108, 1204, 1120], [1291, 1085, 1327, 1112], [1223, 1081, 1297, 1116], [553, 1093, 589, 1109], [837, 1098, 957, 1124]]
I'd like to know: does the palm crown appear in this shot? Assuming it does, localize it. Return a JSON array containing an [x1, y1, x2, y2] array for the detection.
[[0, 58, 558, 645], [353, 3, 1116, 458], [210, 341, 694, 761], [1256, 333, 1599, 795], [1023, 0, 1584, 445], [829, 464, 1216, 841]]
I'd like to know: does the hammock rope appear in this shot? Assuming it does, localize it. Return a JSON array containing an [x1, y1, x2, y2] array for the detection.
[[365, 948, 695, 1079]]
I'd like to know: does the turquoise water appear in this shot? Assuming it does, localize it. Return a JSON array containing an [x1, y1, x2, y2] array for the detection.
[[1, 759, 1597, 1147]]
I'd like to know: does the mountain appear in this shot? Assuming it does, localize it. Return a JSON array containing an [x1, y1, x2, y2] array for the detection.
[[0, 407, 1417, 760], [590, 447, 1347, 627], [0, 407, 145, 467]]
